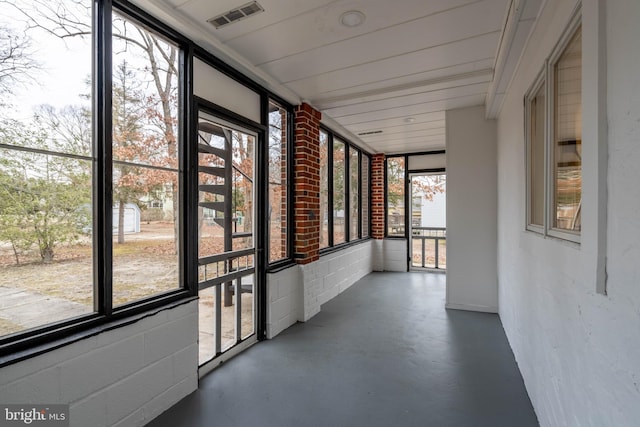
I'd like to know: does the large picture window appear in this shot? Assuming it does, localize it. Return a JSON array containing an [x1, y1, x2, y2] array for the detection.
[[525, 17, 581, 242], [386, 156, 406, 237], [319, 130, 330, 249], [267, 101, 290, 263], [0, 0, 187, 353], [333, 139, 346, 245], [349, 147, 360, 241], [0, 0, 95, 337], [361, 155, 370, 238], [111, 11, 181, 305], [319, 127, 370, 250]]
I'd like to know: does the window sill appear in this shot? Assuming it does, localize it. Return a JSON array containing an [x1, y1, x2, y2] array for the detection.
[[523, 228, 581, 249], [319, 237, 373, 257], [267, 259, 296, 274]]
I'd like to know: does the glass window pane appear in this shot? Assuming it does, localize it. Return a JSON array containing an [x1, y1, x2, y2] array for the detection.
[[361, 155, 370, 238], [349, 147, 359, 240], [553, 26, 582, 232], [268, 102, 287, 262], [333, 139, 346, 245], [231, 132, 255, 251], [198, 286, 216, 365], [319, 131, 329, 249], [112, 12, 180, 306], [529, 81, 546, 227], [0, 0, 94, 336], [387, 157, 405, 236], [197, 117, 226, 259]]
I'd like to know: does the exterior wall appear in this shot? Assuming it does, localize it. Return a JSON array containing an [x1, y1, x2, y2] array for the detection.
[[497, 0, 640, 425], [371, 153, 386, 240], [266, 264, 302, 339], [0, 301, 198, 427], [446, 105, 498, 313], [371, 239, 384, 272], [420, 191, 446, 228], [266, 240, 373, 338], [383, 239, 407, 272], [293, 103, 321, 264]]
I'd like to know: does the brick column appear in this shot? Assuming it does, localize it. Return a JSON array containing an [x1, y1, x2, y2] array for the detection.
[[293, 103, 321, 264], [371, 153, 385, 239]]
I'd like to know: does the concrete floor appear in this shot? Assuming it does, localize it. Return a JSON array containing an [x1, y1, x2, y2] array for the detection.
[[147, 271, 538, 427]]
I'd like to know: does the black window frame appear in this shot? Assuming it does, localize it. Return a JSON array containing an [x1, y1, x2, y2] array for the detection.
[[319, 126, 372, 254], [0, 0, 298, 365], [384, 154, 409, 239], [265, 99, 294, 269], [0, 0, 195, 362]]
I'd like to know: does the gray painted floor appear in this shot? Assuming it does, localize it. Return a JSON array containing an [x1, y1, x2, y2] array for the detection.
[[147, 272, 538, 427]]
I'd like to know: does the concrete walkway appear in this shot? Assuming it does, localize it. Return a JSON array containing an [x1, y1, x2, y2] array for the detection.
[[147, 271, 538, 427], [0, 286, 90, 334]]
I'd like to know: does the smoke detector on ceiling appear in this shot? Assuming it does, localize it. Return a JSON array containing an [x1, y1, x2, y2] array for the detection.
[[208, 1, 265, 29], [340, 10, 366, 27]]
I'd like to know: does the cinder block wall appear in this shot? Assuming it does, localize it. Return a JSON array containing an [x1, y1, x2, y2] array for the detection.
[[266, 240, 373, 338], [0, 301, 198, 427], [382, 239, 408, 272]]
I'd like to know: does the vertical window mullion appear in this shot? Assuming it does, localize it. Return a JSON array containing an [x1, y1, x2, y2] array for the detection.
[[184, 46, 198, 296], [327, 133, 334, 247], [94, 0, 114, 315], [367, 154, 372, 238], [383, 158, 388, 237], [287, 108, 294, 259], [358, 150, 362, 239], [403, 155, 409, 239], [545, 57, 552, 236], [344, 143, 350, 242]]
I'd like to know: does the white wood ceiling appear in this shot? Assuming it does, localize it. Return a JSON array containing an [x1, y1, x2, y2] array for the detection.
[[139, 0, 541, 154]]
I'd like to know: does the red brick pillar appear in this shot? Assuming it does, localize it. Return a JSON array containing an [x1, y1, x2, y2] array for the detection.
[[293, 103, 321, 264], [371, 153, 385, 239]]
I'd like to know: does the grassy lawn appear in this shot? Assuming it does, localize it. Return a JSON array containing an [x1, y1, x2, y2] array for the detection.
[[0, 222, 184, 333]]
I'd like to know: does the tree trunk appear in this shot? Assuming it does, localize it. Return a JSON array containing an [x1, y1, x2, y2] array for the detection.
[[41, 246, 54, 263], [118, 200, 125, 244], [11, 242, 20, 266]]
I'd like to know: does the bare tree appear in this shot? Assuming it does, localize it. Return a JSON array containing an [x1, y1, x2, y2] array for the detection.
[[1, 0, 91, 40], [0, 24, 37, 95], [6, 0, 181, 250]]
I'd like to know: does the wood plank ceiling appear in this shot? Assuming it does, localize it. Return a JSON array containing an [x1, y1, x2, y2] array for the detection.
[[137, 0, 542, 154]]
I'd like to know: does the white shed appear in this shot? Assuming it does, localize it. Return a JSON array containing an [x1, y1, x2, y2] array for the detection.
[[112, 203, 141, 234]]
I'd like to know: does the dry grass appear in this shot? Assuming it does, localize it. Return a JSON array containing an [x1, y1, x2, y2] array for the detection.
[[0, 318, 23, 336], [1, 221, 278, 338]]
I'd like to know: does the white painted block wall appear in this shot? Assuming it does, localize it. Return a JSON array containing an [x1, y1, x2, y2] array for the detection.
[[446, 105, 498, 313], [370, 238, 407, 273], [266, 240, 373, 338], [371, 239, 384, 272], [496, 0, 640, 425], [383, 239, 408, 272], [266, 264, 302, 338], [0, 301, 198, 427]]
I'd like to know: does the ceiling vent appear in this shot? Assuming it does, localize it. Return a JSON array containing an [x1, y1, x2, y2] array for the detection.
[[208, 1, 265, 29], [357, 130, 383, 136]]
